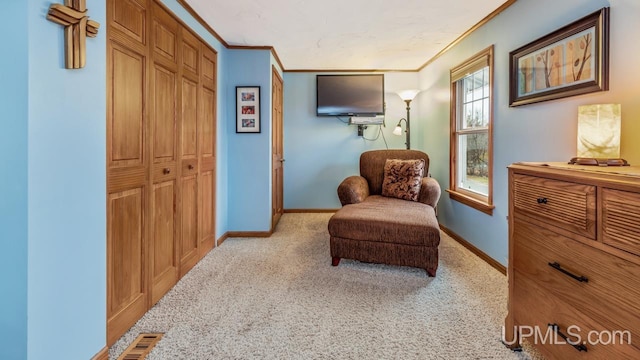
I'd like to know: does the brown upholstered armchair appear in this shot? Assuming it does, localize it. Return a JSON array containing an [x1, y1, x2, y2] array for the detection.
[[328, 149, 441, 276]]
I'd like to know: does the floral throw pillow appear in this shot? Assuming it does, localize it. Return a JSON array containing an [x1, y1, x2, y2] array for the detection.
[[381, 159, 425, 202]]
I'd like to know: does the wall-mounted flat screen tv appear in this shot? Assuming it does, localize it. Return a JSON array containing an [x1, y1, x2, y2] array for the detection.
[[316, 74, 385, 116]]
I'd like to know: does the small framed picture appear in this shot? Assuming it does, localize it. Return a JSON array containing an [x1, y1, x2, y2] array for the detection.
[[236, 86, 260, 133]]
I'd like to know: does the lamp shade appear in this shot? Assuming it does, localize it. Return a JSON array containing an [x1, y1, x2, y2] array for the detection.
[[393, 126, 403, 136], [577, 104, 621, 158], [397, 89, 420, 101]]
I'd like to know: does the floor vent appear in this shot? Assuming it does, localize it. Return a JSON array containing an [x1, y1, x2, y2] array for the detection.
[[117, 333, 164, 360]]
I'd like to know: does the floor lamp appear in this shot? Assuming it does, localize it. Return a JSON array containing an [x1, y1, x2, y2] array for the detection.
[[393, 90, 420, 150]]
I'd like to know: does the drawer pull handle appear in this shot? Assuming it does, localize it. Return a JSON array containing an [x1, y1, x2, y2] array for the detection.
[[548, 262, 589, 283], [548, 323, 588, 352], [188, 164, 194, 170], [163, 168, 171, 174], [537, 197, 548, 204]]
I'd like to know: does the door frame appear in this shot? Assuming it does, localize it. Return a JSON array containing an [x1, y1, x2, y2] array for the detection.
[[271, 66, 284, 231]]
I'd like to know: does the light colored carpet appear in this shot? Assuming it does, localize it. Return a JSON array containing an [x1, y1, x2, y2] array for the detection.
[[109, 213, 534, 360]]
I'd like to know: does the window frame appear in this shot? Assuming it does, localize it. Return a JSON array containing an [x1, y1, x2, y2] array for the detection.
[[447, 45, 495, 215]]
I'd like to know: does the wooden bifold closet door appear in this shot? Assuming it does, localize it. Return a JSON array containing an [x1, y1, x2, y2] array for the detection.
[[149, 1, 179, 307], [106, 0, 216, 346]]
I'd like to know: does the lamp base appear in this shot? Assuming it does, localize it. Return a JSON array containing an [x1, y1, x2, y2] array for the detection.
[[568, 157, 630, 166]]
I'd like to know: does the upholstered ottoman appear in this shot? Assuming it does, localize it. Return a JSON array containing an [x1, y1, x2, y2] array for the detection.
[[328, 196, 440, 276], [328, 149, 441, 276]]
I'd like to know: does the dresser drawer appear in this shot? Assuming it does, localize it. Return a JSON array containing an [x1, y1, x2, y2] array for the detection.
[[512, 220, 640, 340], [512, 272, 639, 359], [602, 188, 640, 256], [512, 173, 596, 238]]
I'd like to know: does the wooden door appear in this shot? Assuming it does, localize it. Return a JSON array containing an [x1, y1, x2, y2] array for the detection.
[[198, 46, 217, 258], [106, 0, 148, 346], [149, 3, 179, 306], [271, 67, 284, 230], [179, 28, 200, 276], [107, 0, 218, 345]]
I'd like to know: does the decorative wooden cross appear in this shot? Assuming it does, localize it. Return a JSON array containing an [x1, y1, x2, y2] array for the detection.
[[47, 0, 100, 69]]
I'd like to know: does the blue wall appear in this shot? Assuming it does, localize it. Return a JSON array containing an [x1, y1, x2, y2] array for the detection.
[[417, 0, 640, 266], [226, 50, 273, 231], [282, 72, 419, 209], [0, 1, 28, 359], [0, 1, 231, 359], [26, 0, 106, 358]]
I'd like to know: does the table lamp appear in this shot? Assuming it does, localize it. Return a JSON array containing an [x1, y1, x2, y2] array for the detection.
[[569, 104, 628, 166]]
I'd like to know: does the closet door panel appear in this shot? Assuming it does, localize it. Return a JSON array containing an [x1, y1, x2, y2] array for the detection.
[[109, 189, 145, 313], [179, 41, 199, 275], [202, 49, 215, 89], [111, 0, 146, 45], [110, 46, 145, 167], [149, 2, 179, 306], [107, 187, 146, 345], [150, 180, 177, 305], [200, 47, 216, 162], [181, 78, 198, 159], [152, 64, 177, 161], [198, 47, 217, 257], [180, 175, 198, 275], [151, 3, 177, 64], [182, 29, 199, 79], [201, 87, 215, 160], [106, 16, 148, 344], [199, 170, 215, 253]]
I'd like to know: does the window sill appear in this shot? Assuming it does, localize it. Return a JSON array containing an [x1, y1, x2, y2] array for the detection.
[[446, 189, 494, 215]]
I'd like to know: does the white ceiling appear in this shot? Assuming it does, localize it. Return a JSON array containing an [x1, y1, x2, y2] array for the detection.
[[185, 0, 510, 71]]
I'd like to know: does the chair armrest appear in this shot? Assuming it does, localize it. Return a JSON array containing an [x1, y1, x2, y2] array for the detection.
[[419, 177, 441, 209], [337, 176, 370, 205]]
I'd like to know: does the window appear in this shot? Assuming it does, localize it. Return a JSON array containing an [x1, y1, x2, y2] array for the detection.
[[448, 46, 495, 215]]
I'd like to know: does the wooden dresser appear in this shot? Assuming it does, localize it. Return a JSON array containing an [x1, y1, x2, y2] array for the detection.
[[505, 162, 640, 359]]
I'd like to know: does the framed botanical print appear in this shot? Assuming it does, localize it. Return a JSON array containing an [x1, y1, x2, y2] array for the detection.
[[509, 8, 609, 107]]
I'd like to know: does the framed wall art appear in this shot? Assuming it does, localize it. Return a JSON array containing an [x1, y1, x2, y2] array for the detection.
[[236, 86, 261, 133], [509, 7, 609, 107]]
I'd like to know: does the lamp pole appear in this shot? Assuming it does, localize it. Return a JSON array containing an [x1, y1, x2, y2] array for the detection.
[[404, 99, 411, 150], [396, 89, 419, 150]]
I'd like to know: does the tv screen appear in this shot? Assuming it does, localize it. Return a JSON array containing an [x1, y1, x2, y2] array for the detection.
[[316, 74, 385, 116]]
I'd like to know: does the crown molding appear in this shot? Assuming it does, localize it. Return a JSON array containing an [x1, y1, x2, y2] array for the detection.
[[176, 0, 518, 73]]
